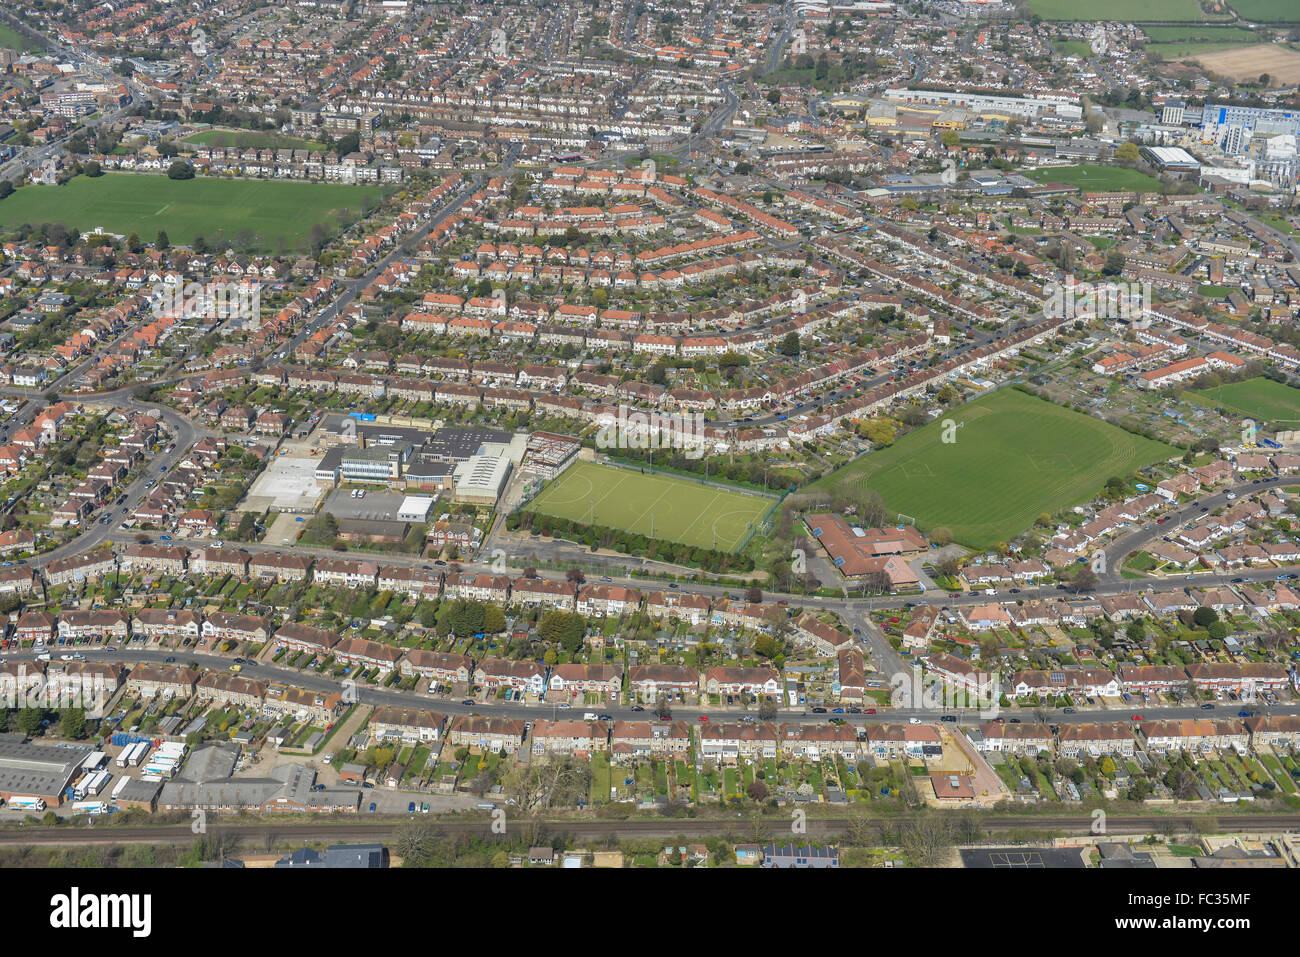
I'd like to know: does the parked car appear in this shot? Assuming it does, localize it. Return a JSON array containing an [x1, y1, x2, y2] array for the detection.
[[408, 802, 416, 813], [368, 802, 376, 813]]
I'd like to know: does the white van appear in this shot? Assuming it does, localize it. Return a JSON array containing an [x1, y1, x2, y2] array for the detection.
[[582, 712, 597, 721]]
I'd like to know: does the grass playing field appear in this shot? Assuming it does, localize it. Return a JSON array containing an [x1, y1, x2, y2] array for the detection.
[[0, 173, 390, 252], [526, 461, 775, 553], [807, 388, 1175, 550], [1188, 377, 1300, 429], [1026, 164, 1166, 193], [183, 129, 331, 153]]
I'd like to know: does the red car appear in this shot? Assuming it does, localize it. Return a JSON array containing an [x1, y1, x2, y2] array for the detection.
[[1131, 714, 1143, 721], [888, 618, 900, 624], [698, 715, 709, 722], [865, 708, 876, 714]]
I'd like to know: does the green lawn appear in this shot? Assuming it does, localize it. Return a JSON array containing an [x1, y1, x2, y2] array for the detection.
[[1054, 40, 1094, 58], [183, 128, 331, 153], [0, 173, 390, 252], [1188, 377, 1300, 429], [1029, 0, 1206, 19], [807, 388, 1174, 549], [525, 460, 775, 552], [1026, 164, 1165, 194], [0, 25, 43, 52]]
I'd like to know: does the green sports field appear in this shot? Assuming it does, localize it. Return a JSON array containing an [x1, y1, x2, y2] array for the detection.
[[808, 389, 1175, 550], [526, 461, 775, 552], [0, 173, 390, 252], [1188, 377, 1300, 428], [1026, 165, 1166, 193]]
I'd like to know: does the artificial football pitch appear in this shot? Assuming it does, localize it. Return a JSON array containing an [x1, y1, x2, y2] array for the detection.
[[526, 461, 774, 552], [809, 388, 1175, 550]]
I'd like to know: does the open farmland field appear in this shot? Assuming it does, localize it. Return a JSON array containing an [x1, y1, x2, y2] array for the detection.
[[0, 173, 390, 252], [1182, 44, 1300, 83], [525, 461, 775, 553], [1226, 0, 1300, 22], [807, 388, 1175, 550], [1026, 164, 1166, 193], [1029, 0, 1207, 20], [1188, 377, 1300, 429]]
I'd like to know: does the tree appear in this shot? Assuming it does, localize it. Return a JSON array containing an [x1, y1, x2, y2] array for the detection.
[[300, 511, 338, 545], [898, 815, 954, 867], [335, 133, 360, 157], [757, 696, 778, 721], [1115, 142, 1140, 165], [156, 230, 170, 250], [235, 512, 257, 540], [537, 611, 586, 652], [167, 161, 195, 180], [61, 707, 86, 740], [1192, 607, 1218, 627], [745, 586, 763, 604], [940, 129, 960, 149], [83, 161, 103, 177], [17, 708, 43, 737], [746, 779, 769, 802], [779, 332, 800, 357], [1071, 565, 1099, 592], [654, 693, 672, 720]]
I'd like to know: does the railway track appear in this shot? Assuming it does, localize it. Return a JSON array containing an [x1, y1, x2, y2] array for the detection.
[[2, 813, 1296, 846]]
